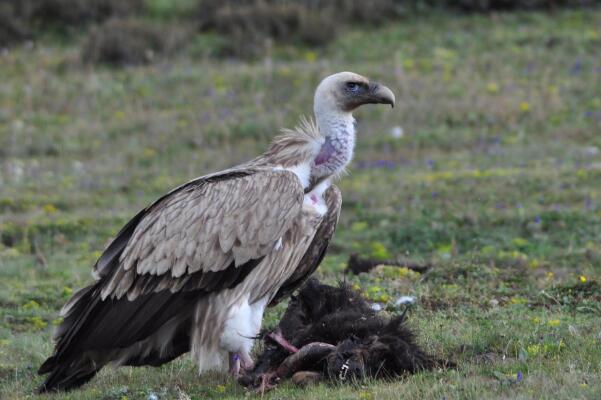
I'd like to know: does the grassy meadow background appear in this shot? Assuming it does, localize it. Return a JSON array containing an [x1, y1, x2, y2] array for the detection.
[[1, 2, 601, 399]]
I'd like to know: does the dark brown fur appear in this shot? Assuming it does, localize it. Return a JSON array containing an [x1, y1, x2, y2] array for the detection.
[[240, 279, 451, 389]]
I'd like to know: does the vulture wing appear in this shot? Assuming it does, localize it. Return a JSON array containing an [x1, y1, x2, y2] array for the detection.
[[271, 185, 342, 304], [38, 168, 304, 392]]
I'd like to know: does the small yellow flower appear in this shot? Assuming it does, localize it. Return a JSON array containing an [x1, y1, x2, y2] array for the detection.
[[511, 237, 529, 247], [215, 384, 226, 393], [547, 319, 560, 327], [28, 316, 48, 330], [351, 221, 368, 232], [358, 391, 374, 400], [114, 110, 126, 120], [579, 275, 587, 283], [23, 300, 41, 310], [43, 204, 58, 214], [486, 82, 499, 94], [519, 101, 530, 112], [531, 317, 541, 325], [402, 58, 415, 70], [510, 296, 528, 305], [527, 344, 541, 355], [369, 242, 391, 260], [304, 51, 317, 63], [143, 147, 157, 159]]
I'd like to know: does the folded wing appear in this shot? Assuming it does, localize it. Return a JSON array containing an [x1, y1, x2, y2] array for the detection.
[[38, 168, 304, 392]]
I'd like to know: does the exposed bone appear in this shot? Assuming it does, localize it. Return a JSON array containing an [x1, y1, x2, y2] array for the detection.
[[266, 329, 299, 354]]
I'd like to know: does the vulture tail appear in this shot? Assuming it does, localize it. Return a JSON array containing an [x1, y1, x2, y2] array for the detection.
[[37, 280, 198, 393], [37, 356, 100, 393], [37, 283, 104, 393]]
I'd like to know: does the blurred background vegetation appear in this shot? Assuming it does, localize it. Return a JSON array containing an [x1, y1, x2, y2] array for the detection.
[[1, 0, 600, 62], [1, 1, 601, 399]]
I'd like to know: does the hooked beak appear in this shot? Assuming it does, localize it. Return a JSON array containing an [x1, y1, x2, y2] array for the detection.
[[368, 83, 395, 108]]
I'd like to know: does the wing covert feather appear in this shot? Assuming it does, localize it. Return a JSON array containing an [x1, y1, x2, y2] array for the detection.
[[100, 169, 303, 300]]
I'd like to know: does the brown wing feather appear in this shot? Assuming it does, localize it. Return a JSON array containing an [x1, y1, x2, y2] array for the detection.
[[97, 168, 304, 300], [270, 185, 342, 304]]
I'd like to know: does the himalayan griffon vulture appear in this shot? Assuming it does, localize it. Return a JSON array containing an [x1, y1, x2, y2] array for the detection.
[[38, 71, 395, 392]]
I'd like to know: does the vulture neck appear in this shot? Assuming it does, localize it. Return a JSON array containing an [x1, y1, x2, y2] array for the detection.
[[312, 109, 356, 179]]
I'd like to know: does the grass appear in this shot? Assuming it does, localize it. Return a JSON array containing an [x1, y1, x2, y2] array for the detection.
[[1, 8, 601, 400]]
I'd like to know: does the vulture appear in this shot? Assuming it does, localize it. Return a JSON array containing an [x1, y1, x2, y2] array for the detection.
[[37, 71, 395, 392]]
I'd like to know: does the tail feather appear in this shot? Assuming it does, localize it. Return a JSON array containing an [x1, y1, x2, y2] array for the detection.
[[37, 281, 198, 392], [37, 357, 100, 393]]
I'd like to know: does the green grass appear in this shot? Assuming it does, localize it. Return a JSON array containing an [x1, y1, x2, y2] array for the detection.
[[1, 8, 601, 400]]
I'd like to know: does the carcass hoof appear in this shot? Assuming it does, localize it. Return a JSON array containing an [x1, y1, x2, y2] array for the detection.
[[291, 371, 323, 387]]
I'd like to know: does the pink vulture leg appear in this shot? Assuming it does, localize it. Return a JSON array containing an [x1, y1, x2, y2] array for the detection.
[[240, 351, 254, 371], [229, 352, 241, 378], [267, 329, 299, 354]]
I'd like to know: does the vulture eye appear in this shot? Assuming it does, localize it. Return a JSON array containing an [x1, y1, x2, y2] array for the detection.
[[346, 82, 361, 93]]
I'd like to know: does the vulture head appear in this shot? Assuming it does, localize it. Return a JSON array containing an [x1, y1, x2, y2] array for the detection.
[[314, 71, 395, 118]]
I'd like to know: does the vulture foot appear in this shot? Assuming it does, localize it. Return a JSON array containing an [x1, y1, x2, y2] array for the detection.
[[229, 352, 254, 378]]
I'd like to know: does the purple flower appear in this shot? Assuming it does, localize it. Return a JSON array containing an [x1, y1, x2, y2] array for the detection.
[[516, 371, 523, 383], [570, 60, 583, 75]]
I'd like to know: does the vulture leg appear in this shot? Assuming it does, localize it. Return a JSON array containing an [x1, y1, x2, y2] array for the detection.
[[240, 351, 254, 371], [229, 353, 241, 377]]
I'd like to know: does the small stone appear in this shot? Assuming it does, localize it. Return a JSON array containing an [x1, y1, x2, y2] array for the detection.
[[370, 303, 382, 312], [395, 296, 416, 306], [390, 126, 404, 138]]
